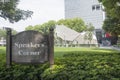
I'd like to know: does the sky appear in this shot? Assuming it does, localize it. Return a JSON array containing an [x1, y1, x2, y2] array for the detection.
[[0, 0, 65, 32]]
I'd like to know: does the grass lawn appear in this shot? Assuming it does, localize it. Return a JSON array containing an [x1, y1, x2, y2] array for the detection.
[[1, 46, 119, 63], [0, 47, 6, 63], [0, 46, 119, 58], [0, 46, 6, 54], [54, 47, 119, 58]]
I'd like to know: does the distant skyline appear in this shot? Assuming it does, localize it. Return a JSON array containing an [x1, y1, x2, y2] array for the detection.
[[0, 0, 64, 32]]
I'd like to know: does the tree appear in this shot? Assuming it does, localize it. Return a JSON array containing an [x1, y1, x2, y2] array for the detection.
[[99, 0, 120, 19], [103, 16, 120, 34], [12, 29, 17, 35], [25, 25, 34, 30], [25, 20, 56, 34], [26, 18, 86, 33], [0, 28, 17, 39], [0, 0, 33, 23], [0, 29, 6, 39], [41, 20, 56, 33], [57, 18, 86, 32], [99, 0, 120, 35], [84, 23, 95, 47]]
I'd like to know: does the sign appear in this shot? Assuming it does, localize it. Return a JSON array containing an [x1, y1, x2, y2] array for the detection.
[[6, 28, 54, 68], [12, 31, 48, 63]]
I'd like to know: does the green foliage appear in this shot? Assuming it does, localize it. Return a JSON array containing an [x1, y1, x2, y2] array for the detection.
[[84, 23, 95, 45], [99, 0, 120, 35], [12, 29, 17, 35], [40, 20, 56, 33], [54, 47, 118, 58], [86, 23, 95, 32], [0, 0, 33, 23], [0, 47, 120, 80], [0, 47, 49, 80], [0, 64, 49, 80], [25, 25, 34, 30], [42, 51, 120, 80], [25, 18, 86, 33], [57, 18, 87, 32], [99, 0, 120, 19], [0, 28, 17, 39], [103, 16, 120, 34], [25, 20, 56, 34], [0, 29, 6, 39]]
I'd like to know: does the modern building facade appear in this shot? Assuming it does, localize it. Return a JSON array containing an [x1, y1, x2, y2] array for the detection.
[[64, 0, 105, 43], [65, 0, 104, 29]]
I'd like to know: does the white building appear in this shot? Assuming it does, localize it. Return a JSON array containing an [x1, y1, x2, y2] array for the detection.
[[64, 0, 105, 43], [64, 0, 105, 29]]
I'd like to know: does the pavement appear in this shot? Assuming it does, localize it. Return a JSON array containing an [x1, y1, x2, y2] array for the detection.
[[111, 46, 120, 51], [99, 44, 120, 51]]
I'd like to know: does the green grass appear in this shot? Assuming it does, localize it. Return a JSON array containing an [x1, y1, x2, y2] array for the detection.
[[0, 46, 119, 58], [0, 46, 6, 54], [0, 46, 6, 63], [54, 47, 119, 58]]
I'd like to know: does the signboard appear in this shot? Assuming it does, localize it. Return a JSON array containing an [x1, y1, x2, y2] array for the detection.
[[12, 31, 48, 63], [6, 28, 54, 68]]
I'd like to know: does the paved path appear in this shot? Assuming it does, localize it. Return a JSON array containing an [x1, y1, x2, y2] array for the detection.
[[111, 46, 120, 51], [99, 45, 120, 51]]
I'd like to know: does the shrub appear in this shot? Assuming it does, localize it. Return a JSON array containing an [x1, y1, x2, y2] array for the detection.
[[0, 47, 120, 80], [42, 52, 120, 80]]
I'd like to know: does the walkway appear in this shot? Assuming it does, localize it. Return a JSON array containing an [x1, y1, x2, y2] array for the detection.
[[99, 45, 120, 51]]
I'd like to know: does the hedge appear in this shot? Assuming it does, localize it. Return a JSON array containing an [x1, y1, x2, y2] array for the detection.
[[0, 48, 120, 80], [42, 52, 120, 80]]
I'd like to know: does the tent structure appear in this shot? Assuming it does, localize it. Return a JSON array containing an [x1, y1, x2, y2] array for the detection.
[[55, 25, 98, 47], [73, 32, 98, 46], [55, 25, 79, 41]]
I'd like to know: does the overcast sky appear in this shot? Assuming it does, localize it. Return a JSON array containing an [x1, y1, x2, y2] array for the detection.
[[0, 0, 64, 32]]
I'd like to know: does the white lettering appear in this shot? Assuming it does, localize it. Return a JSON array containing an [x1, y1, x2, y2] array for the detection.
[[14, 42, 45, 48], [18, 50, 41, 56]]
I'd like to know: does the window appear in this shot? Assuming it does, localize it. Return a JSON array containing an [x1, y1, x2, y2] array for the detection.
[[92, 4, 101, 11], [92, 5, 95, 10], [96, 5, 100, 10]]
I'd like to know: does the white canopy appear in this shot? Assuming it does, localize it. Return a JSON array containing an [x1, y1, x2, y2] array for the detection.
[[55, 25, 79, 41]]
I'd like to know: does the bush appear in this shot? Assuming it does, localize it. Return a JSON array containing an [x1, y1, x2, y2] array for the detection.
[[0, 48, 49, 80], [0, 47, 120, 80], [0, 63, 49, 80], [42, 52, 120, 80], [0, 47, 49, 80]]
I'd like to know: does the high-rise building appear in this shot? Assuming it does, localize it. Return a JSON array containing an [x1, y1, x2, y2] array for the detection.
[[64, 0, 105, 43], [65, 0, 104, 29]]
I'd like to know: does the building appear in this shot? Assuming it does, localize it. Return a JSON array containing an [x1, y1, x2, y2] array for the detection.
[[55, 25, 79, 46], [64, 0, 105, 43], [55, 25, 98, 47]]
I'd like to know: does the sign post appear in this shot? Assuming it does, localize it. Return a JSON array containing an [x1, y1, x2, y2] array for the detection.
[[49, 28, 54, 68], [5, 27, 54, 67], [6, 28, 12, 68]]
